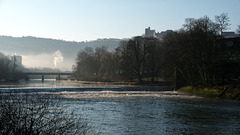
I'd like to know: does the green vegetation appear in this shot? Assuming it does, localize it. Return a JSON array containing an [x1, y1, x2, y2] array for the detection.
[[178, 86, 222, 98], [179, 86, 240, 100]]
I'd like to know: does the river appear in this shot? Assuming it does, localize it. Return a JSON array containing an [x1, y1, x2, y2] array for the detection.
[[0, 79, 240, 134]]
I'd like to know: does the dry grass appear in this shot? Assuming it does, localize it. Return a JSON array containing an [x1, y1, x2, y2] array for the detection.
[[178, 86, 222, 98]]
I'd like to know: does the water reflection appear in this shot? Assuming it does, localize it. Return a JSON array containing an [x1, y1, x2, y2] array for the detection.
[[59, 95, 240, 135]]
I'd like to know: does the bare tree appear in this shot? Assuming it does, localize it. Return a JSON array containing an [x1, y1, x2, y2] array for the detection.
[[0, 93, 94, 135], [73, 46, 109, 81], [164, 16, 219, 87], [117, 37, 156, 83], [145, 38, 163, 82], [215, 13, 231, 35]]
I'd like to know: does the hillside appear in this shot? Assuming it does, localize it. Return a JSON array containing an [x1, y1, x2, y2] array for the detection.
[[0, 36, 121, 70]]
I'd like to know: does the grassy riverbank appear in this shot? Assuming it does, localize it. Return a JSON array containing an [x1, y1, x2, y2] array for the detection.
[[178, 86, 240, 100]]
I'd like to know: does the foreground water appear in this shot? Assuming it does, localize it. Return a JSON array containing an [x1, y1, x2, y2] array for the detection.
[[1, 80, 240, 134]]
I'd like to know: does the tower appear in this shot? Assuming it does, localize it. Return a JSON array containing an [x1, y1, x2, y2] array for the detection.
[[145, 27, 156, 38]]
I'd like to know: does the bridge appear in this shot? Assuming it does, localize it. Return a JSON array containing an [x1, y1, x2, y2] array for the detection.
[[23, 72, 74, 81]]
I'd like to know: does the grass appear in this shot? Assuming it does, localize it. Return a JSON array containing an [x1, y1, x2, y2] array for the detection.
[[179, 86, 240, 100], [178, 86, 223, 98]]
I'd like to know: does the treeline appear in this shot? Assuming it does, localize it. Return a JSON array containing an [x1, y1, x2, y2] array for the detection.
[[0, 52, 28, 82], [164, 15, 240, 88], [73, 13, 240, 88], [73, 38, 164, 82]]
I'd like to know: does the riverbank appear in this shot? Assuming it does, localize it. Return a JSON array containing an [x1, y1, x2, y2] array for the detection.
[[178, 86, 240, 100]]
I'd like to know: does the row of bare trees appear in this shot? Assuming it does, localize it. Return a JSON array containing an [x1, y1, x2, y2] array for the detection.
[[164, 14, 240, 88], [73, 37, 164, 82], [74, 13, 240, 87], [117, 37, 164, 82]]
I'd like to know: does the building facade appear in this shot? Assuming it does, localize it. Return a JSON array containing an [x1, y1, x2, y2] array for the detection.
[[8, 55, 22, 67], [145, 27, 156, 38], [145, 27, 173, 40]]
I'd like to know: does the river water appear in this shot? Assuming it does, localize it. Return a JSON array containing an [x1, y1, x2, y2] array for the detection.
[[1, 79, 240, 134]]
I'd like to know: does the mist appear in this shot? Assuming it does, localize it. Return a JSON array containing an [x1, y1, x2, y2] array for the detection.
[[53, 50, 64, 68], [22, 51, 74, 71], [0, 36, 120, 71]]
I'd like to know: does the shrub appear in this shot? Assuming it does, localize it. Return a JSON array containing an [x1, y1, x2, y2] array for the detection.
[[0, 92, 93, 135]]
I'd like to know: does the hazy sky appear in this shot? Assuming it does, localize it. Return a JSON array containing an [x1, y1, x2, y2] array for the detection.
[[0, 0, 239, 41]]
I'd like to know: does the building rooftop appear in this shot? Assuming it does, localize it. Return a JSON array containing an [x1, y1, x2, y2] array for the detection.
[[222, 32, 240, 38]]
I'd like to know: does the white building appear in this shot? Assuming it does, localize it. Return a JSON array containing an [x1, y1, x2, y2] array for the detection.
[[8, 55, 22, 66], [145, 27, 156, 38], [156, 30, 173, 40], [145, 27, 173, 40]]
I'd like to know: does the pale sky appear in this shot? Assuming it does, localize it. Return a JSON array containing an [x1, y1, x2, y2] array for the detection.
[[0, 0, 239, 42]]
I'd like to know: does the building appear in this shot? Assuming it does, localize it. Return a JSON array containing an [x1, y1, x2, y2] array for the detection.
[[145, 27, 173, 40], [155, 30, 173, 40], [8, 55, 22, 66], [220, 32, 240, 47], [216, 32, 240, 62], [222, 32, 240, 38], [145, 27, 156, 38], [14, 55, 22, 66]]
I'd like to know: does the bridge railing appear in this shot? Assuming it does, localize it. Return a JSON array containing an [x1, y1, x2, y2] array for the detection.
[[23, 72, 73, 81]]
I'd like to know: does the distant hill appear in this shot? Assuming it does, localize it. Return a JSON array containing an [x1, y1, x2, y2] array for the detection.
[[0, 36, 121, 70]]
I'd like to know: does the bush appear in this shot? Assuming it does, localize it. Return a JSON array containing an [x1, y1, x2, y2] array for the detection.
[[178, 86, 222, 98], [0, 92, 93, 135]]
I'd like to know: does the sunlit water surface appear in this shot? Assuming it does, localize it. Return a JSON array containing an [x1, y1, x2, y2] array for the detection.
[[1, 80, 240, 134]]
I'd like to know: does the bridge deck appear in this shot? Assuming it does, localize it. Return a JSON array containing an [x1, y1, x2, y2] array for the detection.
[[23, 72, 73, 75], [23, 72, 73, 81]]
